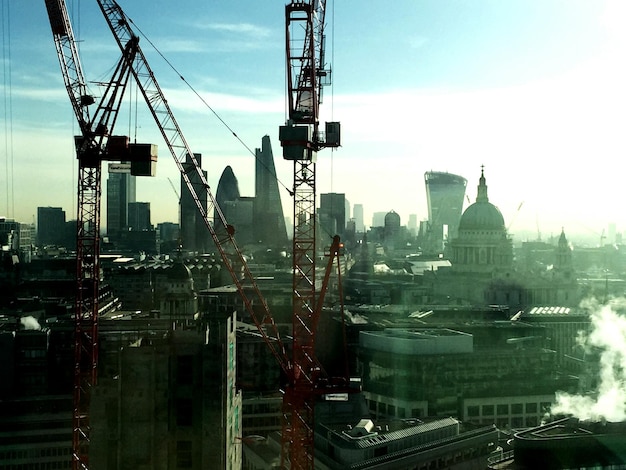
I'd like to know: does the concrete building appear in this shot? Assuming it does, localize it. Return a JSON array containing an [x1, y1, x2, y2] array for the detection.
[[488, 417, 626, 469], [91, 282, 242, 468], [358, 326, 576, 429], [243, 394, 499, 470]]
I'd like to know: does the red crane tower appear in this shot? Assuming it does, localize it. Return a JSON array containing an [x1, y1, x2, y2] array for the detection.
[[44, 2, 156, 467], [279, 1, 342, 467]]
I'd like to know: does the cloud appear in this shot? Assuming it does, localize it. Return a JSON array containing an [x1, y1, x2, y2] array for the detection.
[[195, 22, 271, 39]]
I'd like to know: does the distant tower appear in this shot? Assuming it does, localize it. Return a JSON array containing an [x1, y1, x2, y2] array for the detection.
[[319, 193, 346, 239], [37, 206, 66, 246], [371, 212, 386, 228], [181, 154, 209, 253], [555, 228, 573, 274], [424, 171, 467, 254], [106, 162, 136, 240], [384, 210, 401, 250], [353, 204, 365, 232], [215, 165, 241, 228], [128, 202, 152, 231], [254, 136, 288, 246]]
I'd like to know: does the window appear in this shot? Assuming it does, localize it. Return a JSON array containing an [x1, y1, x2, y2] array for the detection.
[[176, 441, 192, 468], [467, 405, 480, 417], [482, 405, 494, 415], [496, 404, 509, 415], [511, 403, 523, 414], [177, 356, 193, 385], [526, 402, 538, 413], [176, 398, 193, 426]]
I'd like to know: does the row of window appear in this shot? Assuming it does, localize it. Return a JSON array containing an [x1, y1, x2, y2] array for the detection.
[[0, 447, 70, 460], [466, 401, 551, 417], [0, 461, 70, 470]]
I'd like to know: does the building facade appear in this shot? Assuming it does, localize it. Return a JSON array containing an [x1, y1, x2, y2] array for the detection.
[[181, 154, 209, 253], [254, 135, 288, 246], [424, 171, 467, 255], [106, 163, 136, 240]]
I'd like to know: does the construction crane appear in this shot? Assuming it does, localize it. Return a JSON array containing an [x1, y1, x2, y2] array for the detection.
[[279, 1, 342, 467], [44, 1, 156, 467], [99, 2, 350, 468]]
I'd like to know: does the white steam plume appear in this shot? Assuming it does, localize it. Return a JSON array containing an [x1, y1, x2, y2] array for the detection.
[[20, 316, 42, 331], [552, 298, 626, 422]]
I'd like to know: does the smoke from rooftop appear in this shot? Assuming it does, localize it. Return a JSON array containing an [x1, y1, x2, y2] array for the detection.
[[551, 297, 626, 422], [20, 316, 41, 331]]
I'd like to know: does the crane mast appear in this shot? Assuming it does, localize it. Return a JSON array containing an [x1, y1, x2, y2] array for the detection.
[[44, 2, 151, 467], [279, 1, 341, 468]]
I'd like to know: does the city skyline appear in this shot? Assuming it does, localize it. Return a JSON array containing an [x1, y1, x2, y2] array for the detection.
[[2, 1, 626, 240]]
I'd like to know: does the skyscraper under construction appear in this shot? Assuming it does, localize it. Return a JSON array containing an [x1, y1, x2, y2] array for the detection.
[[424, 171, 467, 255]]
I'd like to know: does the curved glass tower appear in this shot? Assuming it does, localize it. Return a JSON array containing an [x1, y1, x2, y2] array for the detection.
[[424, 171, 467, 254]]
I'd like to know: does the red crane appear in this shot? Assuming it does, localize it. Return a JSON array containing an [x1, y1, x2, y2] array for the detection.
[[279, 1, 342, 467], [97, 1, 348, 468], [44, 2, 155, 467], [48, 0, 346, 467]]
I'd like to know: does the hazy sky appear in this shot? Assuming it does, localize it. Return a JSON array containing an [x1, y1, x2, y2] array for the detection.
[[2, 0, 626, 241]]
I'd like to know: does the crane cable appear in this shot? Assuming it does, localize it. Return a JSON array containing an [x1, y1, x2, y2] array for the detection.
[[124, 15, 293, 198], [2, 0, 14, 218]]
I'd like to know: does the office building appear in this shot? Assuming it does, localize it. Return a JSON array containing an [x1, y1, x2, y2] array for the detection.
[[181, 154, 209, 253], [106, 162, 136, 240], [36, 206, 66, 246], [424, 171, 467, 254], [128, 201, 151, 231], [319, 193, 346, 238], [352, 203, 364, 232], [358, 325, 576, 428], [254, 135, 288, 246]]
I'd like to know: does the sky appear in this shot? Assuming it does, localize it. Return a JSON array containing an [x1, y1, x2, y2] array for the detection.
[[2, 0, 626, 243]]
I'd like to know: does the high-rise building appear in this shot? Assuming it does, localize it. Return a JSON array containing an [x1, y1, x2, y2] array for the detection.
[[371, 212, 387, 228], [353, 203, 365, 232], [319, 192, 346, 239], [424, 171, 467, 254], [128, 202, 151, 231], [181, 154, 209, 253], [215, 165, 241, 223], [106, 162, 136, 239], [36, 206, 66, 246], [254, 135, 288, 246]]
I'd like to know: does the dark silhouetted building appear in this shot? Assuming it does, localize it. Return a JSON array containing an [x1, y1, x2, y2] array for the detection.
[[128, 202, 152, 231], [319, 193, 347, 239], [254, 135, 288, 246], [106, 163, 136, 241], [37, 207, 66, 246], [181, 154, 209, 253]]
